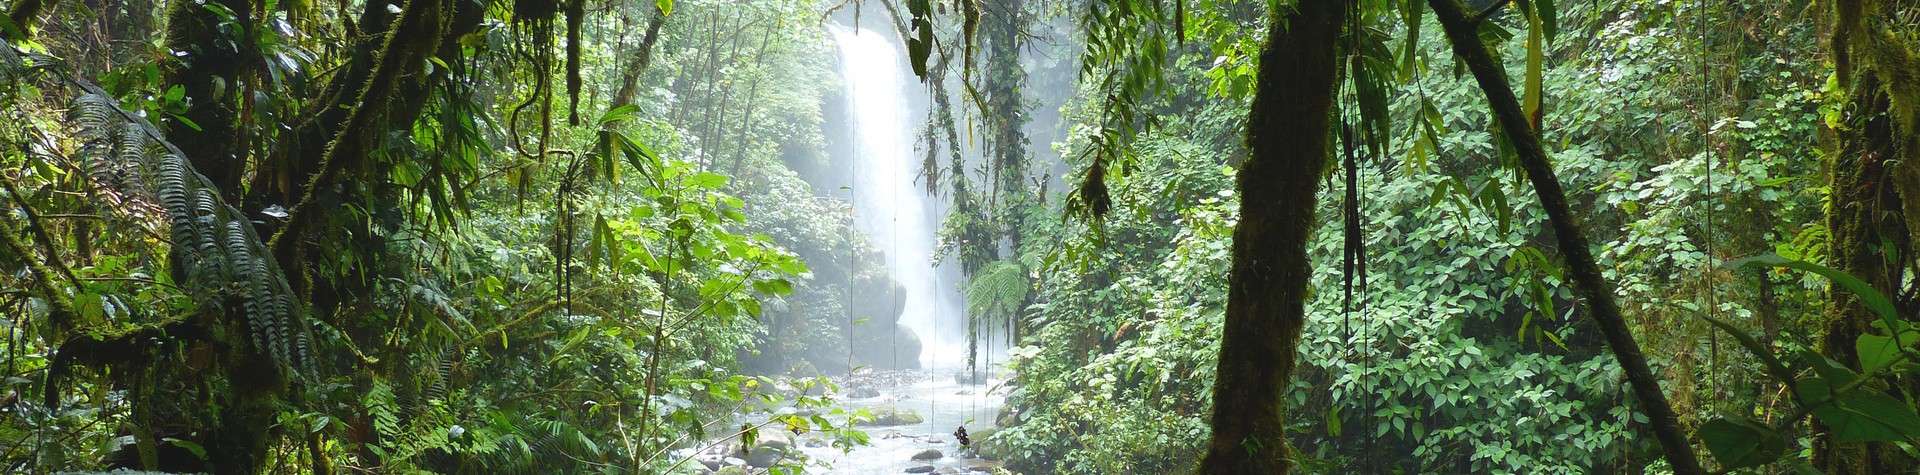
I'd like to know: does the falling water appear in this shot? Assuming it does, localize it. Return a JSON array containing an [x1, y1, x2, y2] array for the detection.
[[828, 24, 962, 369]]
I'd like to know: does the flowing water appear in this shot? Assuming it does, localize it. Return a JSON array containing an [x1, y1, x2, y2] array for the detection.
[[785, 25, 1004, 474], [675, 370, 1008, 474], [826, 24, 965, 368], [794, 371, 1008, 473], [679, 26, 1012, 474]]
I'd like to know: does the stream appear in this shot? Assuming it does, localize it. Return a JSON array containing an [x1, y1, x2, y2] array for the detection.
[[677, 369, 1010, 474]]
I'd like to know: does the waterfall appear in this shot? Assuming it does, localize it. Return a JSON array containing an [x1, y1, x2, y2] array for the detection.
[[828, 25, 963, 369]]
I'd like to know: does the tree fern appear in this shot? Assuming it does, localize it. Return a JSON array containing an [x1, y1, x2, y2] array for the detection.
[[965, 260, 1028, 373], [965, 260, 1028, 319], [58, 92, 316, 376]]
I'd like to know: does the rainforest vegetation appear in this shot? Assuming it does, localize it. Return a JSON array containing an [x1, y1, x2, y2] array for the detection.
[[1, 0, 1919, 473]]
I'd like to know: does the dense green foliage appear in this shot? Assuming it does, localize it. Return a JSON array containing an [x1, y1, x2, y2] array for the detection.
[[0, 1, 893, 472], [976, 0, 1920, 474], [3, 0, 1920, 473]]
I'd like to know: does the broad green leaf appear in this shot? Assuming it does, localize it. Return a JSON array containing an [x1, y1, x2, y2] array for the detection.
[[1800, 351, 1860, 388], [753, 278, 793, 296], [73, 292, 105, 320], [163, 437, 209, 461], [1697, 313, 1794, 387], [1398, 0, 1422, 80], [655, 0, 672, 16], [1327, 404, 1342, 437], [686, 171, 729, 189], [1731, 254, 1899, 333], [1477, 183, 1510, 235], [1810, 391, 1920, 442], [599, 104, 640, 126], [544, 324, 596, 366], [1699, 417, 1786, 468], [1537, 0, 1558, 42], [1855, 332, 1916, 375]]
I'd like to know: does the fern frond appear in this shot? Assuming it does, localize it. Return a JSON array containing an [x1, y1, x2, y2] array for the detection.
[[252, 257, 286, 365], [67, 94, 118, 139], [966, 260, 1029, 319], [59, 78, 316, 378], [192, 192, 225, 280], [424, 350, 454, 403], [156, 154, 194, 240], [224, 220, 269, 353], [0, 45, 24, 83], [286, 293, 311, 374], [115, 123, 149, 190], [68, 95, 120, 186]]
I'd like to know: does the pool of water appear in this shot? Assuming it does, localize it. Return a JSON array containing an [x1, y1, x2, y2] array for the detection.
[[677, 369, 1009, 474], [795, 372, 1007, 473]]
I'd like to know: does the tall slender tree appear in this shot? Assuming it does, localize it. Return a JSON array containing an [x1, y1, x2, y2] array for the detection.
[[1198, 0, 1346, 472]]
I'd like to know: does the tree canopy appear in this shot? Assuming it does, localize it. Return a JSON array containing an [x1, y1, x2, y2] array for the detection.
[[1, 0, 1918, 474]]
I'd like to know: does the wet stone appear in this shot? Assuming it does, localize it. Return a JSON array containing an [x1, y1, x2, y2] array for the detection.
[[848, 385, 882, 398], [859, 406, 925, 426]]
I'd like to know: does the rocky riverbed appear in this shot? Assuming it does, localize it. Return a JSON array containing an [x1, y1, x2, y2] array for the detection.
[[677, 369, 1013, 474]]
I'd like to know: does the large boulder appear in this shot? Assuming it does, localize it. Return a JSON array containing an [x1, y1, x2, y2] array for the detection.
[[911, 448, 943, 461], [953, 370, 987, 385], [965, 460, 1007, 473], [846, 278, 922, 371], [847, 385, 882, 398], [858, 406, 925, 426], [744, 431, 793, 467], [745, 445, 783, 468], [971, 427, 1007, 461], [994, 406, 1019, 428]]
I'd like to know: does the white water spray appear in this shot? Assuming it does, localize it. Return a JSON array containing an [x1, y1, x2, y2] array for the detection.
[[828, 25, 963, 369]]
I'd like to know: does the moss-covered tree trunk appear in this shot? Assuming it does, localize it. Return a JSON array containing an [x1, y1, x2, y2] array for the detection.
[[151, 1, 285, 473], [1815, 2, 1918, 471], [984, 0, 1028, 228], [247, 0, 456, 276], [1197, 1, 1344, 472], [161, 0, 252, 196], [1815, 72, 1900, 474]]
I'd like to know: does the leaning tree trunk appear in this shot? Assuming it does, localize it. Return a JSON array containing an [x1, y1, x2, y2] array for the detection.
[[1197, 0, 1344, 472], [1425, 1, 1705, 474]]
